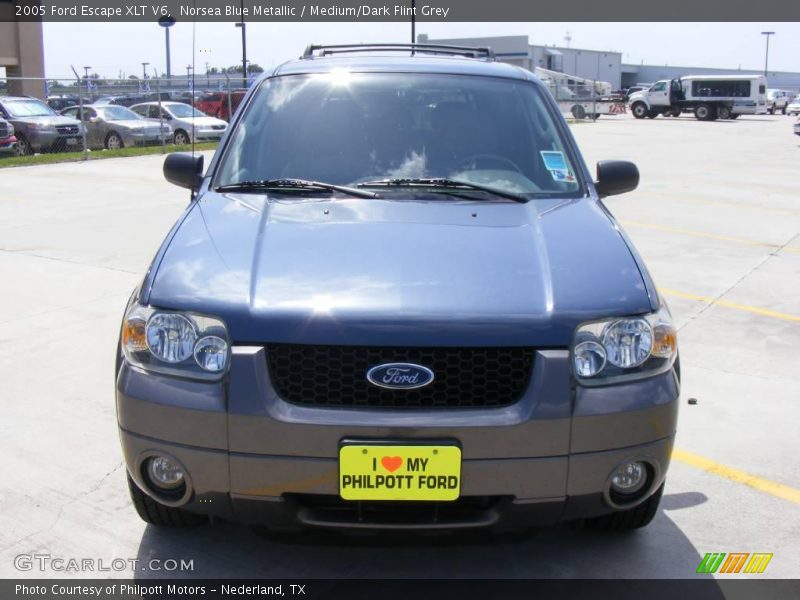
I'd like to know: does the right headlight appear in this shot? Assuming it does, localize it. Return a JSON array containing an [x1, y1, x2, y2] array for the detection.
[[122, 301, 230, 381], [572, 304, 677, 385]]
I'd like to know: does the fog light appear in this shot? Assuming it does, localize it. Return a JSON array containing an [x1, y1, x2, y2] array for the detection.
[[146, 456, 185, 490], [610, 461, 646, 495]]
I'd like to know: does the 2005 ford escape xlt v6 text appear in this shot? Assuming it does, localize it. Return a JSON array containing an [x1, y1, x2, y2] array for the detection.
[[116, 44, 679, 533]]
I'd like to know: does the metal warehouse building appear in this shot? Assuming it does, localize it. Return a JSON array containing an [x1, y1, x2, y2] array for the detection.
[[419, 34, 800, 91]]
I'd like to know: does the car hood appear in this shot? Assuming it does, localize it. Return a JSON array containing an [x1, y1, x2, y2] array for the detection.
[[11, 115, 80, 127], [110, 119, 162, 131], [179, 116, 225, 127], [145, 193, 654, 346]]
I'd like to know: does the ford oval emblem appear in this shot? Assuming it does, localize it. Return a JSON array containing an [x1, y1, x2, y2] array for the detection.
[[366, 363, 435, 390]]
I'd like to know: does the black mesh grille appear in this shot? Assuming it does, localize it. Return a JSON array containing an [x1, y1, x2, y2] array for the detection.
[[265, 345, 535, 409], [56, 125, 80, 135], [0, 122, 9, 137]]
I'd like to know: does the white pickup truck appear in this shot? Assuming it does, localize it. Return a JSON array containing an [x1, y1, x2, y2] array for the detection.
[[629, 75, 767, 121]]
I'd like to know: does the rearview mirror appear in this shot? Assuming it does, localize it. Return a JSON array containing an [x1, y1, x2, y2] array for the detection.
[[594, 160, 639, 198], [163, 153, 204, 192]]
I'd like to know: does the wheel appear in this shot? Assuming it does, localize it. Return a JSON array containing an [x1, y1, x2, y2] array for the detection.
[[631, 102, 648, 119], [781, 105, 787, 115], [671, 108, 681, 118], [591, 114, 600, 120], [571, 104, 587, 120], [582, 483, 664, 531], [174, 130, 191, 145], [14, 135, 32, 156], [127, 473, 206, 527], [105, 132, 123, 150], [717, 106, 731, 120], [694, 103, 716, 121], [767, 106, 774, 115]]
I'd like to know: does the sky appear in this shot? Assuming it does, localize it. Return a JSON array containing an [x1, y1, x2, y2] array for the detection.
[[24, 21, 800, 79]]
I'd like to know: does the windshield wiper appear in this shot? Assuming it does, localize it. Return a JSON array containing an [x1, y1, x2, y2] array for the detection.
[[356, 178, 528, 203], [215, 178, 378, 199]]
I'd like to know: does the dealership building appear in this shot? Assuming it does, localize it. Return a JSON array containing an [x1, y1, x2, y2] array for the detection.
[[419, 35, 800, 91]]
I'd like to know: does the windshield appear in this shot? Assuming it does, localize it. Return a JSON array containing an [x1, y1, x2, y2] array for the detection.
[[4, 99, 56, 118], [168, 104, 205, 118], [215, 72, 583, 197], [97, 106, 141, 121]]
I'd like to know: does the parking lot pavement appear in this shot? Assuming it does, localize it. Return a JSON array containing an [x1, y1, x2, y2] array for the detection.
[[0, 115, 798, 580]]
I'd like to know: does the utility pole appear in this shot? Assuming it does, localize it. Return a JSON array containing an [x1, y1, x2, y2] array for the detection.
[[142, 62, 149, 79], [761, 31, 775, 78], [411, 0, 416, 45]]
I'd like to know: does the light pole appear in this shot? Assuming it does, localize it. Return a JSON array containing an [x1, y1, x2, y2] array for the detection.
[[761, 31, 775, 78], [158, 16, 175, 81], [235, 0, 247, 87], [142, 62, 149, 80]]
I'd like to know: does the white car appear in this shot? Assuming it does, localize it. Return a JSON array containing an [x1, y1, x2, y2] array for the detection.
[[794, 117, 800, 136], [787, 99, 800, 116], [130, 101, 228, 145]]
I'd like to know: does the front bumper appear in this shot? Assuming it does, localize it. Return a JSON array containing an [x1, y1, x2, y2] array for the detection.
[[0, 135, 16, 153], [117, 347, 680, 530]]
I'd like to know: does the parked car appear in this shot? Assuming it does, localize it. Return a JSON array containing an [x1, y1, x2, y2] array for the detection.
[[60, 104, 172, 149], [117, 44, 679, 535], [194, 89, 248, 121], [129, 101, 227, 144], [766, 89, 796, 114], [46, 95, 81, 113], [786, 99, 800, 116], [0, 117, 17, 155], [794, 116, 800, 136], [0, 96, 83, 156]]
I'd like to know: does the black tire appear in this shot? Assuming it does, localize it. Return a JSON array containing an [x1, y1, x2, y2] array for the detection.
[[571, 104, 587, 120], [127, 473, 206, 527], [695, 103, 716, 121], [174, 130, 190, 145], [781, 105, 787, 115], [14, 135, 32, 156], [671, 108, 682, 117], [631, 102, 648, 119], [717, 106, 731, 120], [767, 106, 774, 115], [591, 114, 600, 120], [105, 131, 124, 150], [583, 483, 664, 531], [646, 111, 658, 119]]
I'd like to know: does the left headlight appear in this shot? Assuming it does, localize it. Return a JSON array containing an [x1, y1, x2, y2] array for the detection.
[[122, 303, 230, 381], [572, 304, 677, 385]]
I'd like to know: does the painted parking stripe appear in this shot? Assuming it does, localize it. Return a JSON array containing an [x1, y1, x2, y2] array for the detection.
[[660, 288, 800, 324], [672, 448, 800, 505], [621, 221, 800, 255]]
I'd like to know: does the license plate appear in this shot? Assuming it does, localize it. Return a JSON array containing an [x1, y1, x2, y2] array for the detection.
[[66, 138, 77, 145], [339, 443, 461, 501]]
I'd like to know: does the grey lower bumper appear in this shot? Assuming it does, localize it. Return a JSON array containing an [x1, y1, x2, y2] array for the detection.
[[117, 347, 679, 529]]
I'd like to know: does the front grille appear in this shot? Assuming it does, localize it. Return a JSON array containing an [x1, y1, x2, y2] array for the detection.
[[56, 125, 79, 135], [0, 122, 9, 137], [211, 124, 226, 130], [265, 345, 535, 409]]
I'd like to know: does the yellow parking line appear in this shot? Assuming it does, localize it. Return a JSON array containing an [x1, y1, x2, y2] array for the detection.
[[621, 221, 800, 255], [672, 448, 800, 505], [660, 288, 800, 323]]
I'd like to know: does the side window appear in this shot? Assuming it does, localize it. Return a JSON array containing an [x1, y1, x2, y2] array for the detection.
[[651, 82, 667, 92], [147, 106, 160, 119], [759, 85, 766, 94], [63, 108, 77, 118]]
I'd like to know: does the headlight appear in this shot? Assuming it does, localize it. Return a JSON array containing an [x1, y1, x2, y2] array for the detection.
[[571, 304, 677, 384], [122, 301, 230, 380]]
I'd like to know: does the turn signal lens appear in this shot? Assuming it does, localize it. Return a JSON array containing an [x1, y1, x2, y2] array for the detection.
[[652, 322, 677, 358], [122, 316, 147, 352]]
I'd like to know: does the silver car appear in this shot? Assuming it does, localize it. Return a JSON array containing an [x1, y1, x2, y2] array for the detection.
[[61, 104, 172, 150], [130, 101, 228, 145]]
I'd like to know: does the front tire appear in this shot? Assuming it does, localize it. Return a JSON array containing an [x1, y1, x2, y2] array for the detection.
[[14, 135, 32, 156], [174, 130, 190, 145], [695, 103, 716, 121], [571, 104, 587, 120], [105, 132, 123, 150], [631, 102, 648, 119], [582, 483, 664, 531], [127, 474, 206, 527]]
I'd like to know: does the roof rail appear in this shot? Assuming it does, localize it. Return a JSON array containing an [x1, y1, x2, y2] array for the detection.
[[301, 43, 495, 61]]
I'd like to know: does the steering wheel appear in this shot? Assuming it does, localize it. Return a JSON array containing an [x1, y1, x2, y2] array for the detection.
[[456, 153, 524, 174]]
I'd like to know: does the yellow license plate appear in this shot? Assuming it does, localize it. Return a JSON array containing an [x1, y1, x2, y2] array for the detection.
[[339, 443, 461, 501]]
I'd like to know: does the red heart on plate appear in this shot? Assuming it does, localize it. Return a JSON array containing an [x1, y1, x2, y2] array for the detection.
[[381, 456, 403, 473]]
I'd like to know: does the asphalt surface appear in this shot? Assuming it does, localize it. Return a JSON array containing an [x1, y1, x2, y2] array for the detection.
[[0, 113, 798, 580]]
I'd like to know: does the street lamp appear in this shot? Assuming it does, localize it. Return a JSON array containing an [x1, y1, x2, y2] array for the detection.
[[82, 66, 91, 94], [142, 62, 149, 80], [761, 31, 775, 78], [158, 16, 175, 81], [234, 0, 247, 87]]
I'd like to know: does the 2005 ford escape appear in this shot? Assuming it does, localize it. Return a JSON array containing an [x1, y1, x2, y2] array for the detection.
[[116, 44, 680, 533]]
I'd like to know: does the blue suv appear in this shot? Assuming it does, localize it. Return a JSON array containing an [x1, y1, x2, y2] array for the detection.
[[116, 44, 679, 534]]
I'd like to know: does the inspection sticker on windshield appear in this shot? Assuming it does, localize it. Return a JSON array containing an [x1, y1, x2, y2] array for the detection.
[[540, 151, 575, 183]]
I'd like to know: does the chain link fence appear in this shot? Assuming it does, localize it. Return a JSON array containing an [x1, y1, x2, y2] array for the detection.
[[0, 75, 248, 161]]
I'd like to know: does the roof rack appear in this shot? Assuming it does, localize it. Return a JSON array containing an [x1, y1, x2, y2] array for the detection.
[[301, 43, 495, 61]]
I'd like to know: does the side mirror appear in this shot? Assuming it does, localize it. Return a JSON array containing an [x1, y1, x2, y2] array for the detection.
[[595, 160, 639, 198], [163, 153, 204, 192]]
